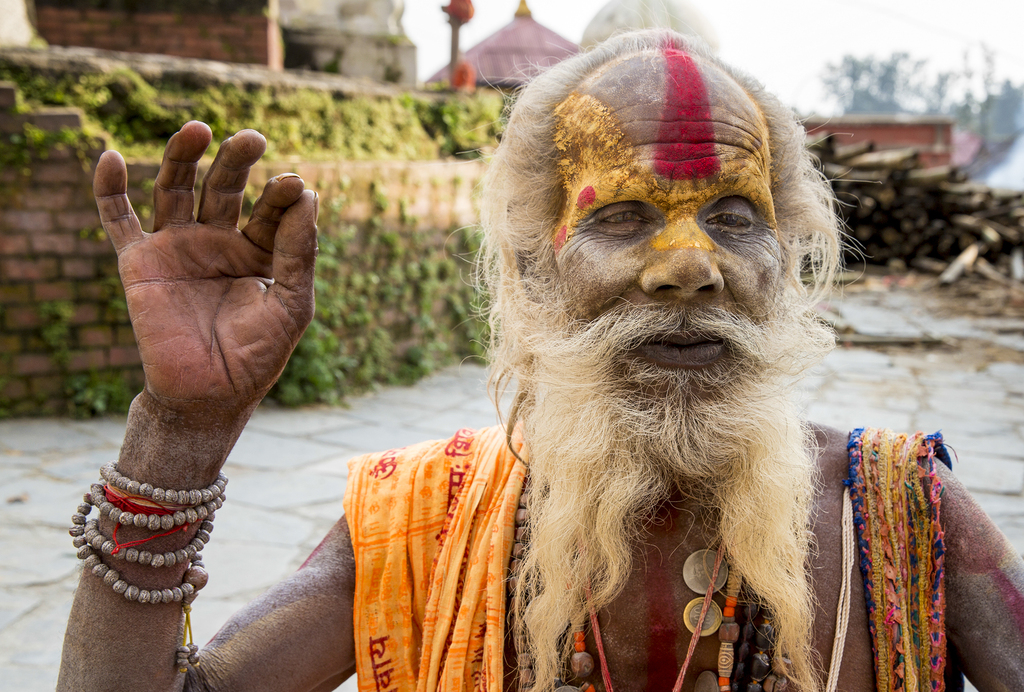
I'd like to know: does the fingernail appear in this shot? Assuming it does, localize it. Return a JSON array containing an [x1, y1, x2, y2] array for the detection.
[[313, 191, 320, 219], [277, 172, 301, 180]]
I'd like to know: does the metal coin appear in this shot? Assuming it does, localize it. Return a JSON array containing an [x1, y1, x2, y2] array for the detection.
[[683, 597, 723, 636], [683, 549, 729, 594], [695, 670, 721, 692]]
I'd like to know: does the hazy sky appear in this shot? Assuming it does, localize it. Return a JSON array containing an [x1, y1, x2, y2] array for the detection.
[[403, 0, 1024, 115]]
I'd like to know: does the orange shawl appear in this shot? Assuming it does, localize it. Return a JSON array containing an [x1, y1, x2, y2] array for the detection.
[[345, 426, 526, 692]]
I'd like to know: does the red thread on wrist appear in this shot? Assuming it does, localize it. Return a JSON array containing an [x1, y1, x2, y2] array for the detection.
[[110, 521, 192, 555], [104, 485, 185, 515]]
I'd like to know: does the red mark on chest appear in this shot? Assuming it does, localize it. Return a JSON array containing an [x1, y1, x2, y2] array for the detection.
[[654, 47, 720, 181], [577, 186, 596, 209], [554, 225, 568, 253], [645, 548, 680, 692]]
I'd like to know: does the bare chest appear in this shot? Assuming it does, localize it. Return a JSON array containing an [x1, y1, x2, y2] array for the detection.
[[507, 497, 878, 692]]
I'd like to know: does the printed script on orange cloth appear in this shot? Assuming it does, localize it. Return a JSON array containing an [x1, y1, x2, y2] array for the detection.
[[345, 425, 527, 692]]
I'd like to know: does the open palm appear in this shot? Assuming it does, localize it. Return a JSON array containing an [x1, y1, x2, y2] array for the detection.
[[94, 123, 318, 414]]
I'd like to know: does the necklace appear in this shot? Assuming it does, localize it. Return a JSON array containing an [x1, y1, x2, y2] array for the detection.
[[508, 485, 790, 691]]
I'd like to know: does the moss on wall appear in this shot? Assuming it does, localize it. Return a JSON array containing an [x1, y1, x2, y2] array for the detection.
[[267, 179, 487, 406], [1, 64, 497, 415], [0, 63, 505, 161]]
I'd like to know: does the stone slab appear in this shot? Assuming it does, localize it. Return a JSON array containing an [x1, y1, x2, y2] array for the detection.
[[312, 423, 440, 451], [246, 406, 363, 437], [407, 408, 502, 437], [952, 456, 1024, 495], [212, 502, 316, 546], [0, 420, 102, 454], [227, 429, 347, 470], [0, 593, 73, 668], [199, 539, 300, 600], [0, 590, 39, 632], [224, 471, 346, 511]]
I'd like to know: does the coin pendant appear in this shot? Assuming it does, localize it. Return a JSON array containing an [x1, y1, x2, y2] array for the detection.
[[683, 597, 723, 636], [683, 549, 728, 594], [695, 670, 721, 692]]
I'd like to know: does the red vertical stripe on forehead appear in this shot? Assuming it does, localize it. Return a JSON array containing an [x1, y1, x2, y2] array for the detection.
[[654, 47, 720, 180]]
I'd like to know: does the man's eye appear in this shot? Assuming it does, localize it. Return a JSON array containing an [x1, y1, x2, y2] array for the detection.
[[604, 210, 642, 223], [710, 213, 749, 228]]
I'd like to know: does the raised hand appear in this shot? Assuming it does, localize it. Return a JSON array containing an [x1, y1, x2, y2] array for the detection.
[[94, 122, 318, 487], [95, 122, 317, 415]]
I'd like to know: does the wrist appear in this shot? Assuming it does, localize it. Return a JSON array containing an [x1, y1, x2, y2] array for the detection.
[[118, 388, 259, 489]]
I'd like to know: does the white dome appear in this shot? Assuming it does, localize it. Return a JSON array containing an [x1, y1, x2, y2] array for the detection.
[[581, 0, 719, 52]]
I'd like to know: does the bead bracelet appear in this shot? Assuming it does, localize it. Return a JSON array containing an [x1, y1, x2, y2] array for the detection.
[[71, 500, 209, 605], [77, 546, 202, 603], [88, 482, 224, 529], [72, 518, 214, 567], [99, 461, 227, 506]]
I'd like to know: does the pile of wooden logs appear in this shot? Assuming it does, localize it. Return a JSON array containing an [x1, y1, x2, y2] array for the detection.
[[809, 135, 1024, 287]]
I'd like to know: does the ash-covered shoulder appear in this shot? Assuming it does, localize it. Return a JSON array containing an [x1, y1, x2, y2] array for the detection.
[[804, 421, 851, 490]]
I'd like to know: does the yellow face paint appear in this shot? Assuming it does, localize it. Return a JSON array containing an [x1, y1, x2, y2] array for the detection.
[[552, 92, 635, 251], [550, 54, 777, 256], [651, 218, 716, 252]]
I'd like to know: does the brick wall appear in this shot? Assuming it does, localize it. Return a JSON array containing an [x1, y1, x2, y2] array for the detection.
[[0, 82, 485, 416], [0, 82, 135, 415], [805, 115, 955, 168], [35, 6, 282, 70]]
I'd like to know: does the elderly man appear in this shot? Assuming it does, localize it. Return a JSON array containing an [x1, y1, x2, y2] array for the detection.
[[59, 31, 1023, 692]]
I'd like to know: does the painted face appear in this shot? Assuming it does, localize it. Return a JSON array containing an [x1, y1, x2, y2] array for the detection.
[[552, 47, 785, 368]]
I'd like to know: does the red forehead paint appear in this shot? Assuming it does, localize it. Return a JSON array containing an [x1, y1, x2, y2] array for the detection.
[[577, 185, 596, 209], [654, 47, 720, 180], [554, 225, 568, 253]]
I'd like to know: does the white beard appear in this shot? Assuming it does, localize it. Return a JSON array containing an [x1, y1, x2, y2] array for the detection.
[[505, 297, 833, 692]]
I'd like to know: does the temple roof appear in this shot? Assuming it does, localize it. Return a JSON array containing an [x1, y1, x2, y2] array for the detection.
[[428, 2, 578, 89]]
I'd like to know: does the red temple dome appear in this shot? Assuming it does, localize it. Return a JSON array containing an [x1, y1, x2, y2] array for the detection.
[[429, 0, 578, 90]]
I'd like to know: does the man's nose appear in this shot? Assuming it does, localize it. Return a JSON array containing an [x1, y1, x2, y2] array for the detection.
[[638, 219, 724, 299]]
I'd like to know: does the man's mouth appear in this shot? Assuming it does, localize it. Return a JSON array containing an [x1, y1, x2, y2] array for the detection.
[[630, 333, 726, 368]]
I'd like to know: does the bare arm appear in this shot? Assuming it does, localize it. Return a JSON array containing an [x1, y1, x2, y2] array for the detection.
[[190, 517, 357, 692], [941, 464, 1024, 689], [58, 122, 337, 690]]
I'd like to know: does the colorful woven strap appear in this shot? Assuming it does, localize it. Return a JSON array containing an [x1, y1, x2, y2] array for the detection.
[[847, 428, 957, 692]]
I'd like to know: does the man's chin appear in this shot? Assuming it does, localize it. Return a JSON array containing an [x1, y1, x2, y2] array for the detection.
[[618, 349, 743, 402]]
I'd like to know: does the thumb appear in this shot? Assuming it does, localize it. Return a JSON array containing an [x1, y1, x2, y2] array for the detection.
[[268, 190, 318, 330]]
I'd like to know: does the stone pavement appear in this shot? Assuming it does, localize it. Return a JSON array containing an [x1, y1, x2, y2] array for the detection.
[[2, 282, 1022, 690]]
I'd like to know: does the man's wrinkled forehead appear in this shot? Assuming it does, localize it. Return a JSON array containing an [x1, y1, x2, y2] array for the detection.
[[571, 50, 769, 181]]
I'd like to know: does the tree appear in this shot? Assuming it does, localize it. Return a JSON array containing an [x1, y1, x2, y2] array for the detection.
[[821, 49, 1024, 140], [987, 79, 1023, 138], [821, 53, 957, 115]]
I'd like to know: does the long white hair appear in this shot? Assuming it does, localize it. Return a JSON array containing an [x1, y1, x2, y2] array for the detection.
[[478, 30, 842, 692]]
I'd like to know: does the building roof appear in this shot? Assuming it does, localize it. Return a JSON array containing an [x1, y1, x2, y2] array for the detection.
[[428, 2, 578, 89]]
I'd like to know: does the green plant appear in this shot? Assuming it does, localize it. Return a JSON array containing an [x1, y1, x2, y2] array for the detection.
[[0, 123, 102, 180], [66, 371, 133, 418], [0, 63, 505, 161], [269, 183, 486, 406], [38, 301, 75, 368]]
